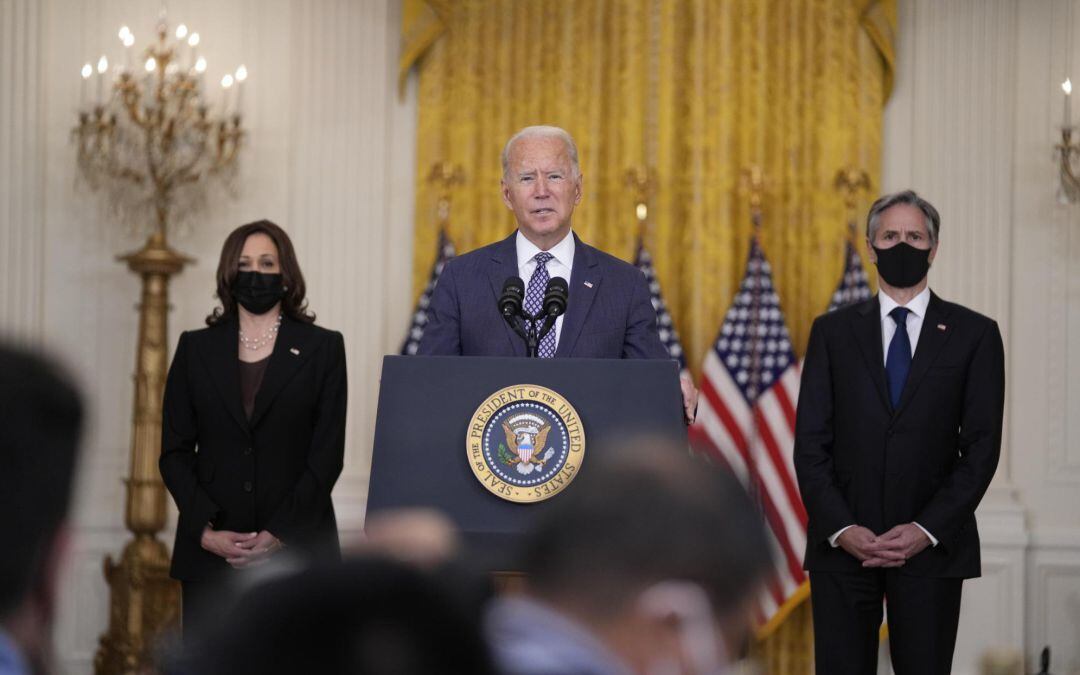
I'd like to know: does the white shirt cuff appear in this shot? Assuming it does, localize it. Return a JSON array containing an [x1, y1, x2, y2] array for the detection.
[[913, 522, 939, 547], [829, 525, 855, 547]]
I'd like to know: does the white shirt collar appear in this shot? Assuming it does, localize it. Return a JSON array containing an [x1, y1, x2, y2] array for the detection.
[[879, 285, 931, 321], [516, 229, 575, 270]]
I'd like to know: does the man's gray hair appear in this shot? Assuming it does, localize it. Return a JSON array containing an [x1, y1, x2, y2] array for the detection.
[[866, 190, 941, 245], [501, 125, 581, 179]]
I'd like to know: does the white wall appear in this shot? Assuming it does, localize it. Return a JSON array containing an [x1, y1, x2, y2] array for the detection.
[[0, 1, 415, 672], [884, 1, 1080, 673]]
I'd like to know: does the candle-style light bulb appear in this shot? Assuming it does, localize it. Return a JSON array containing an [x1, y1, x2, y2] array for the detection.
[[221, 74, 234, 89], [194, 57, 207, 73], [234, 65, 248, 82], [123, 33, 135, 48], [97, 55, 109, 74], [187, 32, 200, 47], [1064, 78, 1073, 129], [80, 63, 93, 108], [118, 25, 131, 41], [145, 57, 157, 72], [175, 24, 188, 40]]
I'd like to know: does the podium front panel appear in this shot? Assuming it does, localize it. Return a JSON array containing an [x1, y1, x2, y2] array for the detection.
[[366, 356, 685, 558]]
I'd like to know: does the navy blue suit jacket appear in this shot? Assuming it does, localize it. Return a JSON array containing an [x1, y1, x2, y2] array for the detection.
[[417, 232, 670, 359]]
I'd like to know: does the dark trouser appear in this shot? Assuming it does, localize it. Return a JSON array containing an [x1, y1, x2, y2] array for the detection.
[[809, 569, 962, 675]]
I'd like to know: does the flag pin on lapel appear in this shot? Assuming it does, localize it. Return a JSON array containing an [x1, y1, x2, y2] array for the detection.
[[584, 281, 594, 288], [937, 324, 947, 331], [290, 347, 300, 355]]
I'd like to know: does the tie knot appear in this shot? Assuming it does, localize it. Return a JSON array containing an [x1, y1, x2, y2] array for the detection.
[[889, 306, 910, 326], [534, 252, 554, 267]]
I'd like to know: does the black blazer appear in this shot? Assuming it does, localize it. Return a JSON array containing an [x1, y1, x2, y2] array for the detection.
[[794, 292, 1004, 578], [160, 317, 347, 581]]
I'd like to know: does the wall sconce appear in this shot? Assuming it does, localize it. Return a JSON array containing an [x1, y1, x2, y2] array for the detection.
[[1057, 78, 1080, 203]]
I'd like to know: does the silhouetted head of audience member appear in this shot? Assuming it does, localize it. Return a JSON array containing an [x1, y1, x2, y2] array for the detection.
[[0, 343, 84, 674], [184, 555, 497, 675], [515, 436, 773, 673]]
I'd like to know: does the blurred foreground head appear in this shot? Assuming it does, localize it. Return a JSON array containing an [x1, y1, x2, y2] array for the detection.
[[188, 555, 496, 675], [0, 343, 84, 674], [516, 435, 772, 672]]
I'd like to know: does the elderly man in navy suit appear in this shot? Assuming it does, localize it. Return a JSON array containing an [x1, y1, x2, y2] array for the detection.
[[418, 125, 697, 421]]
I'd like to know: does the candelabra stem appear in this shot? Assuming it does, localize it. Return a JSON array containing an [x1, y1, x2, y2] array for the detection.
[[94, 232, 192, 675]]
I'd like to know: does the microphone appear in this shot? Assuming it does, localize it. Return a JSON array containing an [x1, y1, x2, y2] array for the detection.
[[542, 277, 569, 318], [499, 277, 525, 318]]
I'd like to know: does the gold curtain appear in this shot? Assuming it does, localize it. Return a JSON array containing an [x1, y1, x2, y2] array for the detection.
[[403, 1, 894, 671]]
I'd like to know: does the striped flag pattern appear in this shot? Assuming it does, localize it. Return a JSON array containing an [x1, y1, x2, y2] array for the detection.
[[633, 238, 688, 372], [689, 238, 807, 629], [827, 240, 873, 312], [400, 230, 456, 355]]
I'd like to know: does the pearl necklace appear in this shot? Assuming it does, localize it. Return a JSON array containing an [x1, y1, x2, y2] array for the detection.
[[239, 313, 282, 351]]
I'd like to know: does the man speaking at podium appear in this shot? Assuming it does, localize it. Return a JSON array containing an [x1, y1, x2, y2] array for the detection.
[[417, 125, 697, 422]]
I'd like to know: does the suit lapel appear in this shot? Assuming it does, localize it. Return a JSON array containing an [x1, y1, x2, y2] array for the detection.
[[892, 292, 954, 419], [555, 235, 601, 357], [485, 232, 527, 357], [249, 318, 317, 429], [198, 319, 249, 433], [851, 296, 892, 413]]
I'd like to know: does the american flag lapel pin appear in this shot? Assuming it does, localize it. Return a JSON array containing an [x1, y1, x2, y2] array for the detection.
[[583, 281, 594, 288], [937, 324, 947, 331], [290, 347, 300, 355]]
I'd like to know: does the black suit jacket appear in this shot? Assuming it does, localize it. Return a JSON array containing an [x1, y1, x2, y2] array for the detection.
[[160, 317, 347, 581], [794, 292, 1004, 578], [416, 232, 670, 359]]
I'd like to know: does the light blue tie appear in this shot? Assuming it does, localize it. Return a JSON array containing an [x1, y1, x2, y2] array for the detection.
[[885, 306, 912, 408]]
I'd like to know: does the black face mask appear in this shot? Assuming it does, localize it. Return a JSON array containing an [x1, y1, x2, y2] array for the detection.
[[872, 242, 932, 288], [233, 271, 285, 315]]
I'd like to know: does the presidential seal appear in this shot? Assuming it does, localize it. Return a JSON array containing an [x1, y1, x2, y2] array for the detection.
[[466, 384, 585, 503]]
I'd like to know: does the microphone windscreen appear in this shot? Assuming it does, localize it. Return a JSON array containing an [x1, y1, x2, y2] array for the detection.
[[542, 277, 569, 316], [499, 276, 525, 315]]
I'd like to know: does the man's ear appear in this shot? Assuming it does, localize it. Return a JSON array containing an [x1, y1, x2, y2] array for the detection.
[[501, 180, 513, 210], [866, 237, 877, 264], [574, 174, 583, 205], [928, 242, 939, 265]]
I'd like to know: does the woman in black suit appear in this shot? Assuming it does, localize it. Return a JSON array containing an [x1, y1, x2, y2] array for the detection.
[[160, 220, 347, 629]]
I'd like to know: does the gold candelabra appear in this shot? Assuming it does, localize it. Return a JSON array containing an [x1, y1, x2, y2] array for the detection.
[[73, 17, 246, 675]]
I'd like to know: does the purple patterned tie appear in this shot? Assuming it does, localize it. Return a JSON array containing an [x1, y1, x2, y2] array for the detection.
[[524, 252, 557, 358]]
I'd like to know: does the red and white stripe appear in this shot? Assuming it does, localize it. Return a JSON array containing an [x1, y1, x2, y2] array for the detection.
[[690, 351, 807, 626]]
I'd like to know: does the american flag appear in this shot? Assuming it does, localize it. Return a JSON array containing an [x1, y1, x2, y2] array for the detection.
[[633, 238, 688, 371], [827, 240, 873, 312], [400, 230, 456, 355], [689, 237, 808, 629]]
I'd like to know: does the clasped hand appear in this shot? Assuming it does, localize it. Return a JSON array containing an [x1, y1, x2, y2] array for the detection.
[[201, 527, 283, 569], [837, 524, 931, 568]]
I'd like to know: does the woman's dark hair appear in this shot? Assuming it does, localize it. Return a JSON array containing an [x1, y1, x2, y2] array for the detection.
[[206, 220, 315, 326]]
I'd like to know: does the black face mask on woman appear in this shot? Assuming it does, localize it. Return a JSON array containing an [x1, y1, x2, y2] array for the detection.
[[233, 271, 286, 315], [872, 242, 932, 289]]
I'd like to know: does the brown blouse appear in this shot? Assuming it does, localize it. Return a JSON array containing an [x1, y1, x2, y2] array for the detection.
[[239, 356, 270, 420]]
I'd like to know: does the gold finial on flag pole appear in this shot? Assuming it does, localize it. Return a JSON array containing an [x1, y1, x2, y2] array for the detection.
[[624, 165, 655, 239], [427, 161, 465, 229], [834, 166, 871, 238], [739, 165, 767, 230]]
